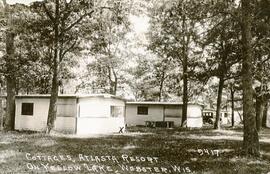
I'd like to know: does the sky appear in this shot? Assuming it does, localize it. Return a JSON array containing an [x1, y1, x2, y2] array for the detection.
[[129, 15, 149, 34]]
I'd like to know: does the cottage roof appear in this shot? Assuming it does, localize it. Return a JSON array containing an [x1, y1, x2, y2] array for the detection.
[[126, 101, 203, 106], [14, 93, 124, 100]]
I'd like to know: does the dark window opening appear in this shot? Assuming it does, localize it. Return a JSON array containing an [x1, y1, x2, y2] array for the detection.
[[137, 106, 148, 115], [21, 103, 34, 115]]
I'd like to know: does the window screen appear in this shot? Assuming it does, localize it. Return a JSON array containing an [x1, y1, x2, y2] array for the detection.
[[21, 103, 34, 115], [164, 105, 181, 117], [111, 106, 124, 117], [137, 106, 148, 115]]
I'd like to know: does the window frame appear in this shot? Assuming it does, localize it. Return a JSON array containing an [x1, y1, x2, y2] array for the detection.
[[137, 106, 148, 115], [21, 103, 34, 116]]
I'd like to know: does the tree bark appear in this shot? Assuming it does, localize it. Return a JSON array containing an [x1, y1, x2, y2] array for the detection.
[[255, 94, 264, 131], [230, 86, 235, 127], [112, 68, 117, 95], [241, 0, 260, 156], [181, 7, 188, 127], [5, 71, 16, 131], [4, 34, 16, 131], [3, 0, 16, 130], [47, 66, 59, 133], [0, 85, 2, 130], [158, 71, 165, 102], [262, 100, 268, 128], [214, 76, 224, 129], [46, 0, 60, 133], [0, 98, 3, 130], [181, 52, 188, 127]]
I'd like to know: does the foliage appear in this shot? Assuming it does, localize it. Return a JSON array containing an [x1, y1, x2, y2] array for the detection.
[[78, 0, 131, 95]]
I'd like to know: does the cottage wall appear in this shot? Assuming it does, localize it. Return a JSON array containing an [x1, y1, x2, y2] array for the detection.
[[54, 98, 77, 133], [78, 97, 125, 117], [125, 105, 164, 126], [15, 98, 49, 131], [164, 105, 182, 127], [186, 105, 203, 127], [76, 97, 125, 134], [125, 103, 203, 128], [15, 97, 77, 133]]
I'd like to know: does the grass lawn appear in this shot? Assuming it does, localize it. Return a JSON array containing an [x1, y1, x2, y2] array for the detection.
[[0, 126, 270, 174]]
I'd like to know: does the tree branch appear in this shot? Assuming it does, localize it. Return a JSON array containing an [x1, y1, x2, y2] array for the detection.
[[62, 10, 94, 33], [42, 2, 54, 22], [62, 6, 115, 34], [60, 40, 77, 62], [60, 0, 74, 22]]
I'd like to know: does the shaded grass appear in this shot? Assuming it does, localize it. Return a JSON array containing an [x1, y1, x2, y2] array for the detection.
[[0, 127, 269, 174]]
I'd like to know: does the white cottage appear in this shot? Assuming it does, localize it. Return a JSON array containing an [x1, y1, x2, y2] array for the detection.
[[15, 94, 125, 134], [125, 102, 203, 128]]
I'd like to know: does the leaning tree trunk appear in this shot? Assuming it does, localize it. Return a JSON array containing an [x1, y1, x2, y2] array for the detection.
[[241, 0, 260, 156], [46, 0, 60, 134], [108, 66, 115, 95], [214, 75, 224, 129], [112, 68, 117, 96]]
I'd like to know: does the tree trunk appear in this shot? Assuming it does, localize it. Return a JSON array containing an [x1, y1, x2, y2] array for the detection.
[[158, 71, 165, 102], [114, 79, 117, 95], [0, 96, 3, 130], [181, 8, 188, 127], [5, 73, 16, 131], [2, 0, 16, 131], [230, 86, 235, 127], [47, 70, 59, 133], [241, 0, 260, 156], [0, 85, 2, 130], [108, 66, 115, 95], [181, 52, 188, 127], [4, 31, 16, 131], [262, 100, 268, 128], [46, 0, 60, 134], [112, 68, 117, 95], [255, 94, 264, 132], [214, 76, 224, 129]]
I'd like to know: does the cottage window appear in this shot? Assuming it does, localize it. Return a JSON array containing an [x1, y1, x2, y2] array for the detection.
[[164, 105, 181, 117], [137, 106, 148, 115], [57, 104, 76, 117], [111, 106, 124, 117], [21, 103, 34, 115]]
